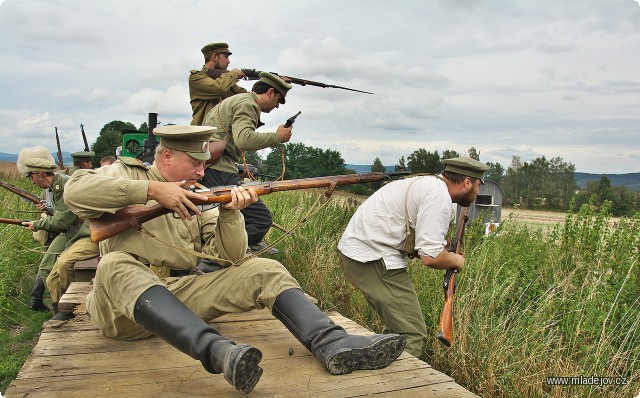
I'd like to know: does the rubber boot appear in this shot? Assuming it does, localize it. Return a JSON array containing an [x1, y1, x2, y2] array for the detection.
[[272, 288, 406, 375], [133, 285, 263, 393], [28, 274, 51, 312], [50, 302, 75, 321]]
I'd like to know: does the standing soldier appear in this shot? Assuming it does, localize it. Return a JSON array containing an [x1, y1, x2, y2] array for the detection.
[[189, 42, 247, 125], [64, 125, 405, 394], [202, 72, 293, 254]]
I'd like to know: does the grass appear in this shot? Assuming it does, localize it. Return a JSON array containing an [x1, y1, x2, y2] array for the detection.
[[1, 175, 638, 397]]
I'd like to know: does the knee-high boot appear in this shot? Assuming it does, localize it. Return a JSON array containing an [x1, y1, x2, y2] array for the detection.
[[28, 274, 50, 312], [133, 285, 263, 393], [272, 288, 406, 375]]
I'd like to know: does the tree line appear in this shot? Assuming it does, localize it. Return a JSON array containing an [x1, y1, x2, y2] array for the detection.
[[91, 120, 639, 217]]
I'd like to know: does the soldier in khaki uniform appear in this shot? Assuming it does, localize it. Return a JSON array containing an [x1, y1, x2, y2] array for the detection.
[[16, 148, 90, 314], [202, 72, 294, 254], [189, 42, 247, 125], [64, 125, 405, 394], [70, 150, 95, 170]]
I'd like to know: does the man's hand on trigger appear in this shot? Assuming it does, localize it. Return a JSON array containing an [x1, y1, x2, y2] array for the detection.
[[222, 186, 258, 211], [147, 180, 208, 221]]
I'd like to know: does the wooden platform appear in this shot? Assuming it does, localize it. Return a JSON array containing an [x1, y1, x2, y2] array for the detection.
[[6, 282, 478, 397]]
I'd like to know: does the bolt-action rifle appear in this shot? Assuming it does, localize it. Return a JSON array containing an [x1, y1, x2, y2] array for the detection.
[[55, 127, 64, 169], [436, 206, 469, 347], [80, 124, 90, 152], [0, 179, 54, 216], [206, 68, 373, 95], [89, 171, 410, 243]]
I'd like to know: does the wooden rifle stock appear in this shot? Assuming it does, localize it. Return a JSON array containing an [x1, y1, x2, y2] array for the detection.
[[0, 179, 54, 216], [89, 172, 410, 243], [436, 206, 469, 347], [55, 127, 64, 169], [0, 217, 28, 226]]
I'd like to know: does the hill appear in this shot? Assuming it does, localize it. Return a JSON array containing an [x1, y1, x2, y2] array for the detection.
[[574, 172, 640, 191], [0, 152, 73, 166]]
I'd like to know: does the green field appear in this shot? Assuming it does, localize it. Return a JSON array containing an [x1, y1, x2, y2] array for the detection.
[[1, 171, 639, 397]]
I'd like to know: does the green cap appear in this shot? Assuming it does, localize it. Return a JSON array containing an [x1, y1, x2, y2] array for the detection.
[[153, 125, 216, 161], [71, 151, 95, 159], [442, 157, 490, 183], [201, 42, 232, 59], [259, 72, 292, 104]]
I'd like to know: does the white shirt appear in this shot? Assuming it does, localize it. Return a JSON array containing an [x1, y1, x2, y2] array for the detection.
[[338, 176, 453, 270]]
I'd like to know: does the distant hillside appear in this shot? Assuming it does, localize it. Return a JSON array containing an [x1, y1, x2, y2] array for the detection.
[[575, 172, 640, 191], [346, 164, 639, 191], [0, 152, 73, 166]]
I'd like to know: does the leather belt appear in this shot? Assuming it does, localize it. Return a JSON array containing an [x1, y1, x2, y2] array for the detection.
[[170, 269, 191, 277]]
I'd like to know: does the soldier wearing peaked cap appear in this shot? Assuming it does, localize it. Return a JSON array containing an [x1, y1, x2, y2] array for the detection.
[[338, 156, 490, 359], [63, 125, 405, 394], [189, 42, 248, 125], [71, 150, 96, 171], [16, 147, 99, 319], [201, 72, 293, 254]]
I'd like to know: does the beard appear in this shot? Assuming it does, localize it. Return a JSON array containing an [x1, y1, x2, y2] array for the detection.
[[458, 187, 477, 207]]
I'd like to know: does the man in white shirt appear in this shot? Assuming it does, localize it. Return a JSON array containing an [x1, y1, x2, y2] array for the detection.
[[337, 157, 489, 358]]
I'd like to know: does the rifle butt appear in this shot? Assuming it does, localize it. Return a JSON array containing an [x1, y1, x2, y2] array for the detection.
[[436, 272, 456, 347], [89, 204, 169, 243]]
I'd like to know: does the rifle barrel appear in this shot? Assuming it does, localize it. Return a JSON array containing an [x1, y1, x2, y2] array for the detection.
[[0, 217, 28, 226], [89, 172, 411, 243], [0, 179, 54, 216]]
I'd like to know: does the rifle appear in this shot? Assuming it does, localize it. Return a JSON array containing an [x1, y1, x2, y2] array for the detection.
[[0, 217, 28, 226], [81, 124, 90, 152], [206, 68, 373, 95], [55, 127, 64, 168], [0, 179, 54, 216], [89, 171, 410, 243], [284, 111, 301, 128], [436, 206, 469, 347]]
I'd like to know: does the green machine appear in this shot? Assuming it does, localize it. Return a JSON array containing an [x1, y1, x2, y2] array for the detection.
[[120, 113, 159, 163]]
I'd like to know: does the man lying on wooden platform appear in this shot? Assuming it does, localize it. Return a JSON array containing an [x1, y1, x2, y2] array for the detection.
[[64, 125, 405, 394]]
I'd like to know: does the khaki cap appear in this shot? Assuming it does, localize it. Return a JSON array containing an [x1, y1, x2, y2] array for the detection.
[[259, 72, 292, 104], [71, 151, 95, 159], [201, 42, 232, 59], [153, 125, 216, 161], [16, 146, 57, 176], [442, 157, 490, 183], [24, 158, 57, 174]]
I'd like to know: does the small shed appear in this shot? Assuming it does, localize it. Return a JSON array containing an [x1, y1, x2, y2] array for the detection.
[[469, 180, 504, 223]]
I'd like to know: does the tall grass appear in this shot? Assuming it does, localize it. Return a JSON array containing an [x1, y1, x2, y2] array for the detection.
[[1, 178, 638, 397], [0, 171, 52, 394], [263, 190, 640, 397]]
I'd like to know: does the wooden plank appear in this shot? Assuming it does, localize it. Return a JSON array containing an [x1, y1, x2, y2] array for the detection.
[[6, 282, 478, 398]]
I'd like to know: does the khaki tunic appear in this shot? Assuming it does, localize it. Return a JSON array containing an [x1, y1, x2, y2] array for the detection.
[[65, 158, 299, 340], [203, 92, 281, 174], [189, 67, 247, 126], [33, 173, 88, 280]]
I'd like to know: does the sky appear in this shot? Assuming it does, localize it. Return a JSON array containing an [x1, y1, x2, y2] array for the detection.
[[1, 0, 639, 174]]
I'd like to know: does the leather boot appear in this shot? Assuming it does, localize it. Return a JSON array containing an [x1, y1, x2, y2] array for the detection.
[[28, 274, 51, 312], [272, 288, 406, 375], [133, 285, 263, 393], [50, 302, 75, 321]]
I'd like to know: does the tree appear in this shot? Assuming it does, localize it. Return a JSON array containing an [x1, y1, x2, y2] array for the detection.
[[394, 156, 406, 172], [407, 148, 441, 173], [263, 142, 347, 179], [93, 120, 137, 167], [371, 157, 386, 173], [467, 147, 480, 161], [485, 162, 505, 185], [441, 149, 460, 160]]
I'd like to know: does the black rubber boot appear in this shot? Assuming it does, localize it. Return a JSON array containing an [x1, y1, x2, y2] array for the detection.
[[133, 285, 263, 393], [50, 302, 75, 321], [272, 288, 406, 375], [28, 274, 51, 312]]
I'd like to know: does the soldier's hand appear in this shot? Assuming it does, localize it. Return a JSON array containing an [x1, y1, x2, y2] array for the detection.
[[232, 68, 246, 79], [277, 125, 293, 143], [21, 221, 36, 231], [36, 202, 47, 211], [147, 181, 208, 221], [222, 186, 258, 211]]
